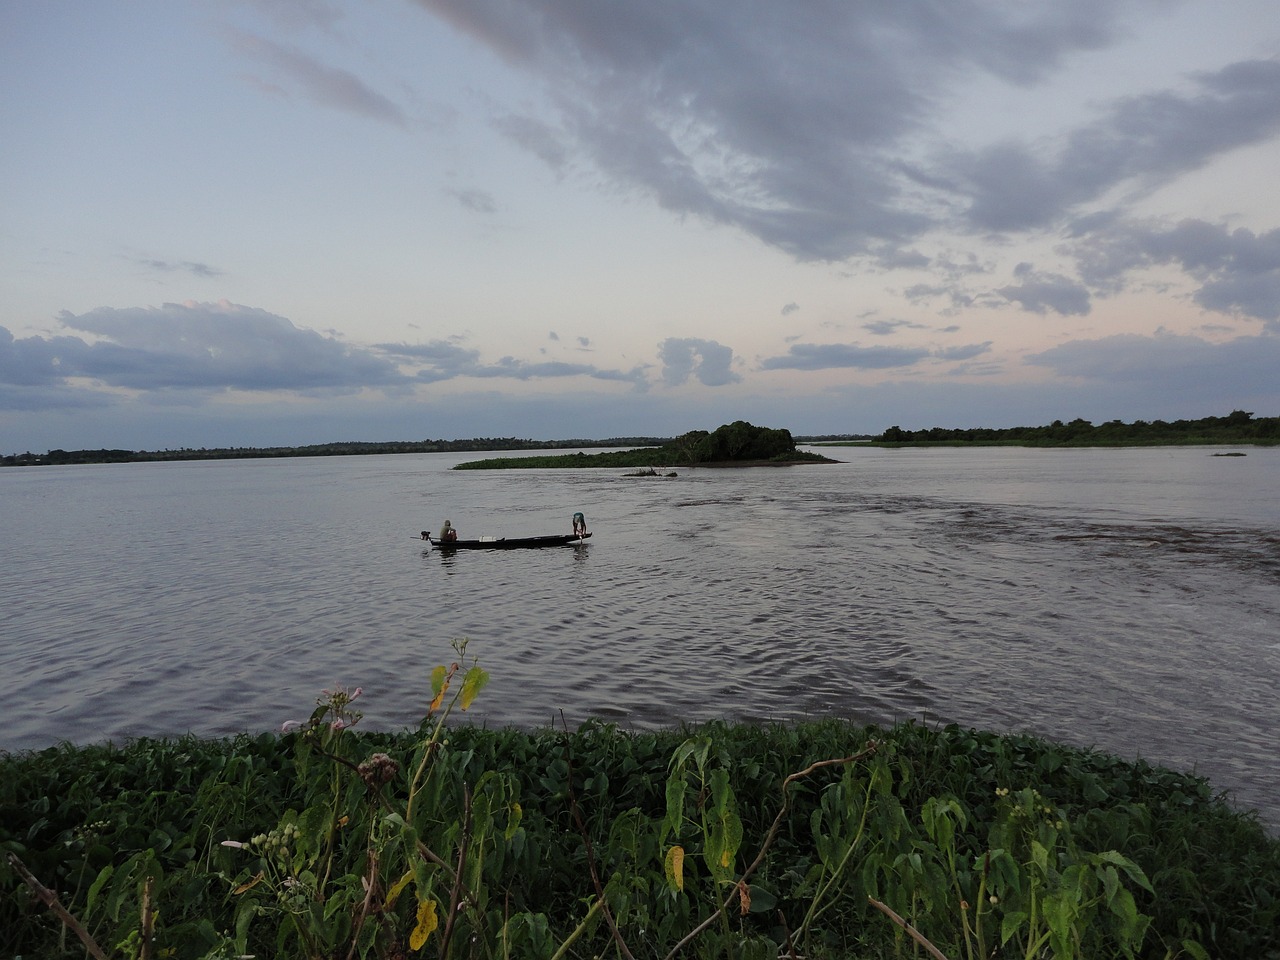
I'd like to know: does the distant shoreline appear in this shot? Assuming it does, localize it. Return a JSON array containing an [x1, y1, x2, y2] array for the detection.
[[5, 408, 1276, 466]]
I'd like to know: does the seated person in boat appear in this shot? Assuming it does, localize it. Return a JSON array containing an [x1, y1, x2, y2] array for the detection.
[[439, 519, 458, 542], [572, 511, 587, 538]]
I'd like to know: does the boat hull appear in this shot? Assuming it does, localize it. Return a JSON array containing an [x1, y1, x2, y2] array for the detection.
[[426, 532, 591, 550]]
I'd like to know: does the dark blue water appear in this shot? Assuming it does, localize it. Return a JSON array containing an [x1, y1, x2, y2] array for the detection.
[[2, 445, 1277, 825]]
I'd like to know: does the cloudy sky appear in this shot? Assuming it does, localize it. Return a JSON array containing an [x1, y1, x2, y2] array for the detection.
[[3, 0, 1279, 451]]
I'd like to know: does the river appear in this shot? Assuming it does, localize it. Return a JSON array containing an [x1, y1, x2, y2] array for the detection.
[[2, 445, 1276, 825]]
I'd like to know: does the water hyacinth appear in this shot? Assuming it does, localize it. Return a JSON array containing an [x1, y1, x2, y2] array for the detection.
[[2, 643, 1274, 959]]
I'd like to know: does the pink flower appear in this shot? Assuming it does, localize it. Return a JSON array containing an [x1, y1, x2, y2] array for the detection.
[[281, 720, 304, 733], [220, 840, 246, 849]]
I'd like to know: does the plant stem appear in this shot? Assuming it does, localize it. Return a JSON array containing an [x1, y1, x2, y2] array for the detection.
[[868, 897, 952, 960], [7, 854, 109, 960]]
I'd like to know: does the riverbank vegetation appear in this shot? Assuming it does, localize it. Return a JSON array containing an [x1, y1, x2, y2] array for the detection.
[[4, 645, 1276, 959], [863, 409, 1278, 447], [455, 421, 836, 469], [1, 437, 672, 468]]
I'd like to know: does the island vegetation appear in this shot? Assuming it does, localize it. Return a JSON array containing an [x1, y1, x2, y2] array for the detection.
[[861, 409, 1279, 447], [2, 645, 1275, 960], [454, 420, 836, 470]]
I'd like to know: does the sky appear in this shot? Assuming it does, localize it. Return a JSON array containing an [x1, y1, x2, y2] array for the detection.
[[3, 0, 1280, 452]]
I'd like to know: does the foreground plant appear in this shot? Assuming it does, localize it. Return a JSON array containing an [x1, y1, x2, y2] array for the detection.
[[218, 639, 512, 959], [6, 649, 1239, 960]]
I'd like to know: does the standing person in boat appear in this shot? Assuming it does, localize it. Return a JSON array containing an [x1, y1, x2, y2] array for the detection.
[[439, 519, 458, 542], [572, 512, 587, 539]]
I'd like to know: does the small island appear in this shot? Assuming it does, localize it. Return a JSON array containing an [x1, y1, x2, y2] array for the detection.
[[453, 420, 838, 470]]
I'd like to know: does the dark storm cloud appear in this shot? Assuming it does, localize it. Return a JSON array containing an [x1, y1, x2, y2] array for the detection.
[[414, 0, 1163, 261], [997, 263, 1092, 316], [657, 338, 739, 386]]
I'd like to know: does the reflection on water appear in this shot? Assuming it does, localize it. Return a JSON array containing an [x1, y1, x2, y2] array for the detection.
[[2, 446, 1277, 827]]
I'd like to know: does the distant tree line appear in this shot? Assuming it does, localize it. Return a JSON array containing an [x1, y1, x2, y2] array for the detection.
[[876, 409, 1278, 446], [0, 437, 673, 468]]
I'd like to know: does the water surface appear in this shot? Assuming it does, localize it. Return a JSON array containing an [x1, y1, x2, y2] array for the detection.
[[3, 445, 1276, 825]]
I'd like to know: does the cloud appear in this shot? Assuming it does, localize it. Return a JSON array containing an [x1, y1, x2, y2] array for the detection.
[[228, 28, 408, 125], [759, 342, 932, 371], [949, 59, 1280, 233], [1072, 218, 1280, 325], [138, 259, 224, 278], [4, 301, 408, 397], [1026, 331, 1280, 403], [377, 338, 646, 387], [863, 319, 927, 336], [997, 263, 1092, 316], [66, 302, 406, 391], [781, 302, 799, 316], [934, 341, 993, 362], [234, 0, 344, 33], [413, 0, 1156, 261], [447, 187, 498, 213], [657, 338, 740, 386]]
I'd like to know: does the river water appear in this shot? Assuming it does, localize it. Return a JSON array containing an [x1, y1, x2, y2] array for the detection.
[[2, 446, 1277, 826]]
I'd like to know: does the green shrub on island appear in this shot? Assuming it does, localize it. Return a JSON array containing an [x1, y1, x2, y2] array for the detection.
[[456, 420, 836, 469], [3, 644, 1276, 959]]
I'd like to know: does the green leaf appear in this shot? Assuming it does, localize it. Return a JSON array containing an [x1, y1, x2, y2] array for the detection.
[[1000, 909, 1028, 946], [1095, 849, 1154, 893], [459, 666, 489, 710], [664, 774, 685, 839], [86, 864, 114, 914], [747, 883, 778, 913]]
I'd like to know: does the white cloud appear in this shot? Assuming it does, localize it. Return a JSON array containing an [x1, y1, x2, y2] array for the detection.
[[657, 338, 740, 386]]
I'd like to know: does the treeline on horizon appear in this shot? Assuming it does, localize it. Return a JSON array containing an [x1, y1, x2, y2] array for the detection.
[[5, 409, 1275, 467], [875, 408, 1279, 446], [0, 436, 676, 468]]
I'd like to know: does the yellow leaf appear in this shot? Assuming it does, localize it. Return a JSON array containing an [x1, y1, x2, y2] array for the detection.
[[720, 846, 732, 869], [664, 845, 685, 892], [384, 869, 414, 909], [459, 666, 489, 711], [409, 897, 438, 952], [232, 871, 263, 895]]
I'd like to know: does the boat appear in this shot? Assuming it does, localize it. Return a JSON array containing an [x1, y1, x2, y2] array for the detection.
[[423, 532, 591, 550]]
